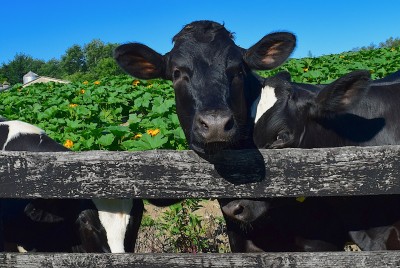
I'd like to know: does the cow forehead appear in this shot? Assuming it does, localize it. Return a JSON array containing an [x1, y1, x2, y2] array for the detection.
[[170, 39, 242, 67], [252, 85, 278, 123]]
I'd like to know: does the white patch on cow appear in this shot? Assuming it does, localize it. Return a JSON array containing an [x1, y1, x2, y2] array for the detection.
[[251, 85, 277, 124], [92, 199, 133, 253], [17, 245, 28, 253], [0, 120, 45, 150], [298, 126, 307, 147]]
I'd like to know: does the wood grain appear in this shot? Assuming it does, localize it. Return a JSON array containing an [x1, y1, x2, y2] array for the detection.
[[0, 146, 399, 198], [0, 252, 399, 268]]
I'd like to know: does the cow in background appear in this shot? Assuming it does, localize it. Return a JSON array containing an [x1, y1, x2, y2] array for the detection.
[[223, 70, 400, 252], [0, 119, 143, 253]]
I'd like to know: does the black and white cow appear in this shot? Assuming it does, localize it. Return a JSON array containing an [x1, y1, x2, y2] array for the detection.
[[222, 70, 400, 252], [254, 70, 400, 148], [114, 20, 296, 252], [0, 119, 144, 253]]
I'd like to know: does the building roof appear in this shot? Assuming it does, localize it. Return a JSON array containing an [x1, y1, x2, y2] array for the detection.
[[22, 75, 70, 88]]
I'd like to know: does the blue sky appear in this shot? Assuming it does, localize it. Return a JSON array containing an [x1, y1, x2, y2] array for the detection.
[[1, 1, 399, 64]]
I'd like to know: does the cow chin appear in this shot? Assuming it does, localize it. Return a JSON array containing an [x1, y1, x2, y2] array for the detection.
[[190, 141, 232, 155]]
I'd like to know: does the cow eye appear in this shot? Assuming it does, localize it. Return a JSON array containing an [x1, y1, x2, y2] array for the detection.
[[234, 70, 243, 77], [276, 132, 290, 142], [173, 69, 181, 80]]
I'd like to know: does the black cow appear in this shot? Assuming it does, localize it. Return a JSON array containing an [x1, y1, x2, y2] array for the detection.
[[222, 70, 400, 252], [114, 20, 296, 252], [0, 119, 144, 253], [114, 20, 295, 155], [221, 198, 349, 252]]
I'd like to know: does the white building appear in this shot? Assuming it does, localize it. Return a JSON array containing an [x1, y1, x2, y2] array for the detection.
[[22, 71, 69, 88]]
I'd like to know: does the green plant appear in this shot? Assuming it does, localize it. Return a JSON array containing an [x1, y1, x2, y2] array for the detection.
[[258, 45, 400, 84], [155, 199, 221, 253], [0, 75, 187, 151]]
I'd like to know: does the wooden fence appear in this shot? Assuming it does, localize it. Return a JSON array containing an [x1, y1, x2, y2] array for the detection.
[[1, 146, 400, 267]]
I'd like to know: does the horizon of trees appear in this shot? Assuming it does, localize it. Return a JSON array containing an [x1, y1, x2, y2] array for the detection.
[[352, 37, 400, 51], [0, 39, 125, 85], [1, 36, 399, 85]]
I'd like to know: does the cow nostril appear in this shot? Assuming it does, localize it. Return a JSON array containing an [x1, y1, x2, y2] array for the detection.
[[224, 116, 235, 132], [200, 119, 209, 130], [233, 205, 244, 216]]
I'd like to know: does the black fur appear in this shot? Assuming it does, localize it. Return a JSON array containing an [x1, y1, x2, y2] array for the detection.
[[115, 20, 296, 155]]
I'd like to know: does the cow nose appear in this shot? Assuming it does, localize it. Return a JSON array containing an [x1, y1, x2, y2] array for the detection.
[[195, 112, 235, 142], [222, 202, 246, 220], [232, 204, 245, 216]]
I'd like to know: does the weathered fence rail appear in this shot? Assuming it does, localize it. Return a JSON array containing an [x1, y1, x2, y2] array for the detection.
[[1, 146, 400, 267]]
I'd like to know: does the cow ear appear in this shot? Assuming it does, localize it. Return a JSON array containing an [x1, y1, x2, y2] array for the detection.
[[263, 75, 292, 99], [114, 43, 166, 79], [275, 71, 292, 82], [24, 202, 65, 223], [244, 32, 296, 70], [312, 70, 371, 116]]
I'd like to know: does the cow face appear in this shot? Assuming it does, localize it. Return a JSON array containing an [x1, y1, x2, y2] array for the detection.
[[114, 20, 295, 154], [253, 70, 371, 149]]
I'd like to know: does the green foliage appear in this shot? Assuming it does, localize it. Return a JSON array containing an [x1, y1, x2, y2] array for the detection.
[[0, 76, 187, 151], [0, 39, 124, 85], [259, 46, 400, 84], [61, 45, 87, 75], [0, 53, 45, 84]]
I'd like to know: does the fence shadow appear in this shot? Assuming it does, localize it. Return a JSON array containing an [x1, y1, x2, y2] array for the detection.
[[198, 149, 267, 185]]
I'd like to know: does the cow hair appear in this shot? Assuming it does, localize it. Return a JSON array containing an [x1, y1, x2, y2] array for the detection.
[[172, 20, 234, 45]]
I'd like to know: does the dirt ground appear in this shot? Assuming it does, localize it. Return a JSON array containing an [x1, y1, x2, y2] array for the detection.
[[134, 199, 229, 253]]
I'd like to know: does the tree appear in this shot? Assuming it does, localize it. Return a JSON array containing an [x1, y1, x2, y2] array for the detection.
[[353, 36, 400, 51], [84, 39, 118, 72], [61, 45, 86, 75], [91, 57, 125, 77], [39, 58, 65, 78], [379, 37, 400, 48], [1, 53, 45, 84]]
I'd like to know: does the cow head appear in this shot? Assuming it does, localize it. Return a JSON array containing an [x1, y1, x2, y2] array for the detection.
[[115, 20, 295, 154], [253, 70, 371, 149]]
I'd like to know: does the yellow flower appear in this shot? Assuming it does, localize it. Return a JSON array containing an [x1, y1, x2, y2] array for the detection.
[[69, 103, 78, 108], [391, 47, 396, 52], [80, 89, 85, 94], [147, 129, 160, 136], [296, 196, 306, 203], [303, 68, 309, 72], [339, 55, 345, 58], [83, 81, 89, 85], [94, 81, 101, 85], [64, 139, 74, 149], [146, 84, 153, 88], [134, 133, 142, 139], [133, 80, 140, 86]]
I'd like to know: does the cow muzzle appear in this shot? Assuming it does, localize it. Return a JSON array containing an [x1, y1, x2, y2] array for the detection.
[[191, 110, 237, 153]]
